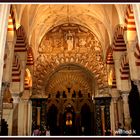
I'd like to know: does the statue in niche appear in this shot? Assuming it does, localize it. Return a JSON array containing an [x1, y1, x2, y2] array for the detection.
[[65, 30, 74, 51]]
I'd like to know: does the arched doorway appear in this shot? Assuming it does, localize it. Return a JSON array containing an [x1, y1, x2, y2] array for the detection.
[[47, 104, 58, 135], [80, 103, 91, 135], [44, 64, 96, 136], [63, 104, 75, 135]]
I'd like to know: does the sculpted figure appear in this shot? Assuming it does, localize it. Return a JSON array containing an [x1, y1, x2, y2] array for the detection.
[[65, 30, 74, 51]]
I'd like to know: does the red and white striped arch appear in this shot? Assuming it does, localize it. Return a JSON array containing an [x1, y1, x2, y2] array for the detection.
[[112, 67, 117, 89], [24, 69, 32, 90], [124, 4, 137, 42], [106, 47, 117, 89], [113, 25, 126, 52], [26, 47, 34, 66], [120, 54, 130, 80], [4, 6, 17, 70], [24, 77, 29, 90], [24, 47, 34, 90], [7, 14, 14, 32], [124, 4, 136, 31], [106, 47, 114, 65], [15, 25, 27, 52], [8, 6, 16, 32], [11, 26, 27, 83], [12, 55, 21, 82]]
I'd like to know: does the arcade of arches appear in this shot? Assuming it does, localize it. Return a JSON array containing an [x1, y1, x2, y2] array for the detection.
[[1, 4, 140, 136]]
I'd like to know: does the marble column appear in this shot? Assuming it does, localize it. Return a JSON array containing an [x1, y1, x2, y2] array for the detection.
[[110, 98, 115, 135], [101, 106, 105, 135], [18, 100, 24, 135], [121, 92, 131, 130], [110, 88, 121, 135], [95, 102, 102, 135], [27, 100, 32, 136], [94, 97, 111, 135], [112, 97, 119, 130], [17, 99, 32, 136], [12, 93, 20, 136], [12, 94, 20, 108], [23, 100, 28, 136], [37, 107, 41, 126], [117, 97, 124, 127], [7, 109, 13, 136]]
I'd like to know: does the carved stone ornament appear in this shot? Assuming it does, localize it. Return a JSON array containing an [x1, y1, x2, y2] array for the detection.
[[33, 23, 108, 97]]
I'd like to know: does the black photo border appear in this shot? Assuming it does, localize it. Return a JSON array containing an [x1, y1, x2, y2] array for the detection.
[[1, 1, 140, 140]]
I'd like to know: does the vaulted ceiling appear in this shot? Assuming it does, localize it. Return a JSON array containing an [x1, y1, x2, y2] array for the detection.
[[13, 4, 127, 60]]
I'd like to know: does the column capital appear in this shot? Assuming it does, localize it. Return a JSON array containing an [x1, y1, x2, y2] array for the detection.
[[37, 106, 41, 109], [133, 80, 140, 85], [100, 106, 105, 110], [12, 93, 20, 104], [121, 92, 129, 103], [121, 91, 131, 130], [21, 99, 29, 103], [121, 91, 129, 95], [28, 99, 32, 105]]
